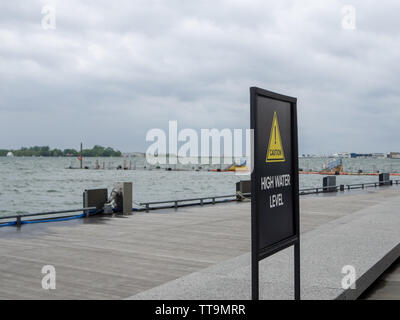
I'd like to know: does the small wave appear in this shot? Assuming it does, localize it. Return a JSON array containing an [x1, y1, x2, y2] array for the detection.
[[46, 190, 58, 193]]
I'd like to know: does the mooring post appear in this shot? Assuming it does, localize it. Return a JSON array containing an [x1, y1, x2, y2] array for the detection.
[[80, 142, 83, 169], [16, 215, 22, 227], [379, 173, 390, 186], [323, 176, 336, 192]]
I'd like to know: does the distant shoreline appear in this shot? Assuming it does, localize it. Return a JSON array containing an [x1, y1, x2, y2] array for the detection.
[[0, 145, 122, 157], [0, 155, 123, 158]]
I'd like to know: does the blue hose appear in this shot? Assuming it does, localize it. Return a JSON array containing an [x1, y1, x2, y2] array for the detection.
[[22, 213, 86, 224], [0, 209, 101, 228], [0, 221, 17, 227]]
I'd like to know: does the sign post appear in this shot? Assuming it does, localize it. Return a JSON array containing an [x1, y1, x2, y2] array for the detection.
[[250, 87, 300, 300]]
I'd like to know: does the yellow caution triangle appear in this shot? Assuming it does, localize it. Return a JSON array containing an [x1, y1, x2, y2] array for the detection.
[[266, 111, 285, 163]]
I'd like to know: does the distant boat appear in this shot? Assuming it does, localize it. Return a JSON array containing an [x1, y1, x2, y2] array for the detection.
[[6, 152, 14, 157], [212, 158, 249, 173]]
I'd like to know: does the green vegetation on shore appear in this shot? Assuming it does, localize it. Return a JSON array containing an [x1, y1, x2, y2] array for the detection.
[[0, 145, 122, 157]]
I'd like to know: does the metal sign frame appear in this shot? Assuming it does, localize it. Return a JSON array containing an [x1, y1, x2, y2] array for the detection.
[[250, 87, 300, 300]]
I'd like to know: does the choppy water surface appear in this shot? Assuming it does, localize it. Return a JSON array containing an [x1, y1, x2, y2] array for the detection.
[[1, 156, 400, 216]]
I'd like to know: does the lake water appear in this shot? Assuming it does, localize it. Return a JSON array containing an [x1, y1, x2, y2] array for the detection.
[[1, 156, 400, 216]]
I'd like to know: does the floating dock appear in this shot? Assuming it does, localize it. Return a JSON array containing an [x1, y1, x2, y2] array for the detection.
[[0, 186, 399, 299]]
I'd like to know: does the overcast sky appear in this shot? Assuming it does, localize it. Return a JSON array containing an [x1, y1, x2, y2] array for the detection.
[[1, 0, 399, 154]]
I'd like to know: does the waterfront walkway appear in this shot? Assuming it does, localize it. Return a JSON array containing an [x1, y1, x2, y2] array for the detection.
[[0, 186, 399, 299]]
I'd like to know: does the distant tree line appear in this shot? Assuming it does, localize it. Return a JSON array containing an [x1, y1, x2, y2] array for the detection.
[[0, 145, 122, 157]]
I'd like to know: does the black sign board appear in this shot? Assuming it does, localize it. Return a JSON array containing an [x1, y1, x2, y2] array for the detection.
[[250, 87, 300, 300]]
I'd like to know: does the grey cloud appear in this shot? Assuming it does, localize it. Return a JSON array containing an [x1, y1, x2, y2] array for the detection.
[[0, 0, 399, 154]]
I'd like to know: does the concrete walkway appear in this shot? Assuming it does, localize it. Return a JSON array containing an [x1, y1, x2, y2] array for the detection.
[[130, 187, 400, 300], [0, 186, 399, 299]]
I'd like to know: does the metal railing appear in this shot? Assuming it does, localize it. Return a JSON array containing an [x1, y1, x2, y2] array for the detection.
[[0, 207, 97, 227], [139, 194, 249, 212], [140, 180, 400, 211], [2, 180, 399, 222], [345, 180, 395, 190], [299, 180, 397, 195], [299, 186, 339, 195]]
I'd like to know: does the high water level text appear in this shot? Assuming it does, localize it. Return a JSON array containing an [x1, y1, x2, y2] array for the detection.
[[260, 174, 291, 209]]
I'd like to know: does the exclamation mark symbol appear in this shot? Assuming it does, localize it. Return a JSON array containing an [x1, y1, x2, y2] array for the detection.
[[274, 126, 276, 144]]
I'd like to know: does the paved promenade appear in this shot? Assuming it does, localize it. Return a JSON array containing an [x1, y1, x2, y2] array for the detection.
[[0, 186, 399, 299]]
